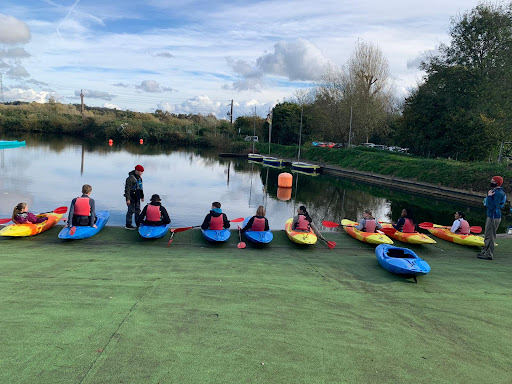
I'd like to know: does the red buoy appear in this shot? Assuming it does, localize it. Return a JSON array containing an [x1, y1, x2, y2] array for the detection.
[[139, 139, 144, 145]]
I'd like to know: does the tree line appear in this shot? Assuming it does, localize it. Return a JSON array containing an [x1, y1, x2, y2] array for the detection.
[[234, 2, 512, 162]]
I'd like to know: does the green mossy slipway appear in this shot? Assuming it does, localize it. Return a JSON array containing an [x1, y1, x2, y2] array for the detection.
[[1, 226, 511, 383]]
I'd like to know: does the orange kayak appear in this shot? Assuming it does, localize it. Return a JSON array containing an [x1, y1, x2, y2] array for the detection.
[[0, 212, 63, 237], [380, 223, 436, 245], [426, 225, 484, 247], [341, 219, 393, 245]]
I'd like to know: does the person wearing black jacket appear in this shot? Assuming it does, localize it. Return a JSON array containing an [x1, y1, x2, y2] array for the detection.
[[138, 194, 171, 226], [201, 202, 230, 230]]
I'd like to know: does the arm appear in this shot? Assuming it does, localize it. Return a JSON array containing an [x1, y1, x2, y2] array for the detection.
[[160, 207, 171, 225], [393, 218, 405, 230], [28, 212, 47, 224], [264, 218, 269, 231], [241, 217, 254, 233], [375, 221, 382, 230], [450, 220, 460, 233], [291, 215, 299, 230], [138, 205, 148, 224], [67, 199, 76, 226], [223, 214, 230, 229], [355, 219, 365, 230], [89, 198, 96, 227], [201, 214, 211, 230]]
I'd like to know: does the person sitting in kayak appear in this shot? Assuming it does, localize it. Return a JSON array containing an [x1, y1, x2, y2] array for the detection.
[[355, 209, 383, 232], [393, 208, 416, 233], [12, 203, 48, 224], [450, 211, 470, 235], [241, 205, 269, 234], [201, 202, 230, 230], [138, 194, 171, 226], [291, 205, 326, 241], [67, 184, 97, 228]]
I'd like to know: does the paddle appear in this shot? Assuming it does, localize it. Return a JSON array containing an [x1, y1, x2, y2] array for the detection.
[[379, 227, 398, 235], [237, 226, 246, 249], [322, 238, 337, 249], [167, 217, 245, 246], [0, 206, 68, 224], [418, 222, 482, 234], [322, 220, 341, 228]]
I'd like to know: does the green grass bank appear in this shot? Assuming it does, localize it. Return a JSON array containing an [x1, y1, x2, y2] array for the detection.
[[1, 227, 511, 383], [252, 143, 512, 193]]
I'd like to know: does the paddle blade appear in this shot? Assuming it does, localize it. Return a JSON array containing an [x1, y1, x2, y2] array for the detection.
[[380, 227, 397, 235], [237, 241, 246, 249], [167, 231, 176, 247], [230, 217, 244, 223], [418, 222, 434, 229], [0, 218, 12, 224], [69, 226, 76, 236], [322, 220, 340, 228], [171, 226, 197, 233], [326, 240, 337, 249], [53, 206, 68, 214], [470, 226, 482, 234]]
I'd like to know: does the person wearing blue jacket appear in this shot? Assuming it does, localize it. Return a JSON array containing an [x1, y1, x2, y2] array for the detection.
[[478, 176, 507, 260]]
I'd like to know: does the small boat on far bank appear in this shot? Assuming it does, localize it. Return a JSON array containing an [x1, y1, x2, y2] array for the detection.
[[263, 157, 285, 168], [291, 162, 322, 174], [0, 140, 25, 149], [248, 153, 264, 162]]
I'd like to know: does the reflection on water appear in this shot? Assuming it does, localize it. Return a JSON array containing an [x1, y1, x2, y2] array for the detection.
[[0, 133, 510, 232]]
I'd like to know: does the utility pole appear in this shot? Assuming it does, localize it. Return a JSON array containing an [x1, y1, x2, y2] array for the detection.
[[80, 89, 85, 120], [252, 106, 256, 153], [230, 99, 233, 126], [348, 106, 353, 147], [298, 105, 303, 161]]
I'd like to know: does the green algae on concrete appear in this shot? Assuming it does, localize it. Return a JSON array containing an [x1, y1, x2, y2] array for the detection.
[[0, 227, 511, 383]]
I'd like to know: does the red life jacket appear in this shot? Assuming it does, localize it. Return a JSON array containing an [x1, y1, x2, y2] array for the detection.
[[457, 219, 470, 235], [363, 219, 376, 233], [402, 218, 415, 233], [146, 204, 161, 222], [209, 214, 224, 230], [74, 197, 91, 216], [251, 217, 265, 231], [296, 215, 310, 231]]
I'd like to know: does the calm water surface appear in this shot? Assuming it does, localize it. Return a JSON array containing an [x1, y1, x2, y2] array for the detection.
[[1, 135, 509, 232]]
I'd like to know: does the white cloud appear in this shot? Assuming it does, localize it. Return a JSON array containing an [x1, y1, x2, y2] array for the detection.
[[136, 80, 174, 93], [6, 66, 30, 79], [156, 102, 175, 113], [113, 82, 130, 88], [103, 103, 119, 109], [155, 52, 174, 58], [0, 48, 31, 59], [74, 89, 116, 100], [0, 14, 31, 44], [5, 88, 49, 103]]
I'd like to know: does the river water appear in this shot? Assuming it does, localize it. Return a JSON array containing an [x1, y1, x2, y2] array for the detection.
[[1, 134, 509, 232]]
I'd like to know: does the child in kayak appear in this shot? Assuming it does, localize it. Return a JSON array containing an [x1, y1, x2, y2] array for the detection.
[[67, 184, 97, 228], [393, 208, 416, 233], [138, 194, 171, 226], [355, 210, 383, 232], [241, 206, 269, 234], [450, 211, 470, 234], [12, 203, 48, 224], [291, 205, 326, 241], [201, 202, 230, 230]]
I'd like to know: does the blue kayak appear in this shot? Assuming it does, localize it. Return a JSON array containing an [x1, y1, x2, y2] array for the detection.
[[138, 224, 170, 239], [58, 211, 109, 240], [202, 229, 231, 242], [375, 244, 430, 281], [0, 140, 25, 149], [241, 218, 273, 244]]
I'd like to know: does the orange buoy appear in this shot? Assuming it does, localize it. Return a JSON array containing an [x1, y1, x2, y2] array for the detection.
[[277, 187, 292, 201], [139, 139, 144, 145], [278, 172, 293, 188]]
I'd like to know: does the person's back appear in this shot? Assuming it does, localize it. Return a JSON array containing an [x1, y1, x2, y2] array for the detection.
[[201, 202, 230, 230], [139, 194, 171, 226], [241, 206, 269, 233], [68, 184, 96, 227], [355, 210, 382, 233]]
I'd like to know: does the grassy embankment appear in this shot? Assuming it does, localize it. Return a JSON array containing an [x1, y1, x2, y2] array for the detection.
[[0, 227, 511, 383], [251, 143, 512, 193]]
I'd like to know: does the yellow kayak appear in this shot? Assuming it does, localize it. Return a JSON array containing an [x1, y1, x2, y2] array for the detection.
[[285, 218, 317, 245], [426, 224, 484, 247], [341, 219, 393, 245], [0, 212, 63, 237]]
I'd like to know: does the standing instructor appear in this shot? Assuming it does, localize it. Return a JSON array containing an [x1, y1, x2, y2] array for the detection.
[[125, 164, 145, 230], [478, 176, 506, 260]]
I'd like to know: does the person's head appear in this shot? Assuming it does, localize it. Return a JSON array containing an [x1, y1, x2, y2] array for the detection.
[[135, 164, 144, 176], [82, 184, 92, 195], [150, 194, 161, 202], [212, 202, 221, 209], [401, 208, 414, 222], [297, 205, 312, 221], [491, 176, 503, 188], [12, 202, 27, 221], [454, 211, 465, 220], [363, 209, 373, 219], [256, 206, 265, 217]]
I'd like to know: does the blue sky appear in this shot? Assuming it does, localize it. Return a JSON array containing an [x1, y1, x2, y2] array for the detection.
[[0, 0, 484, 118]]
